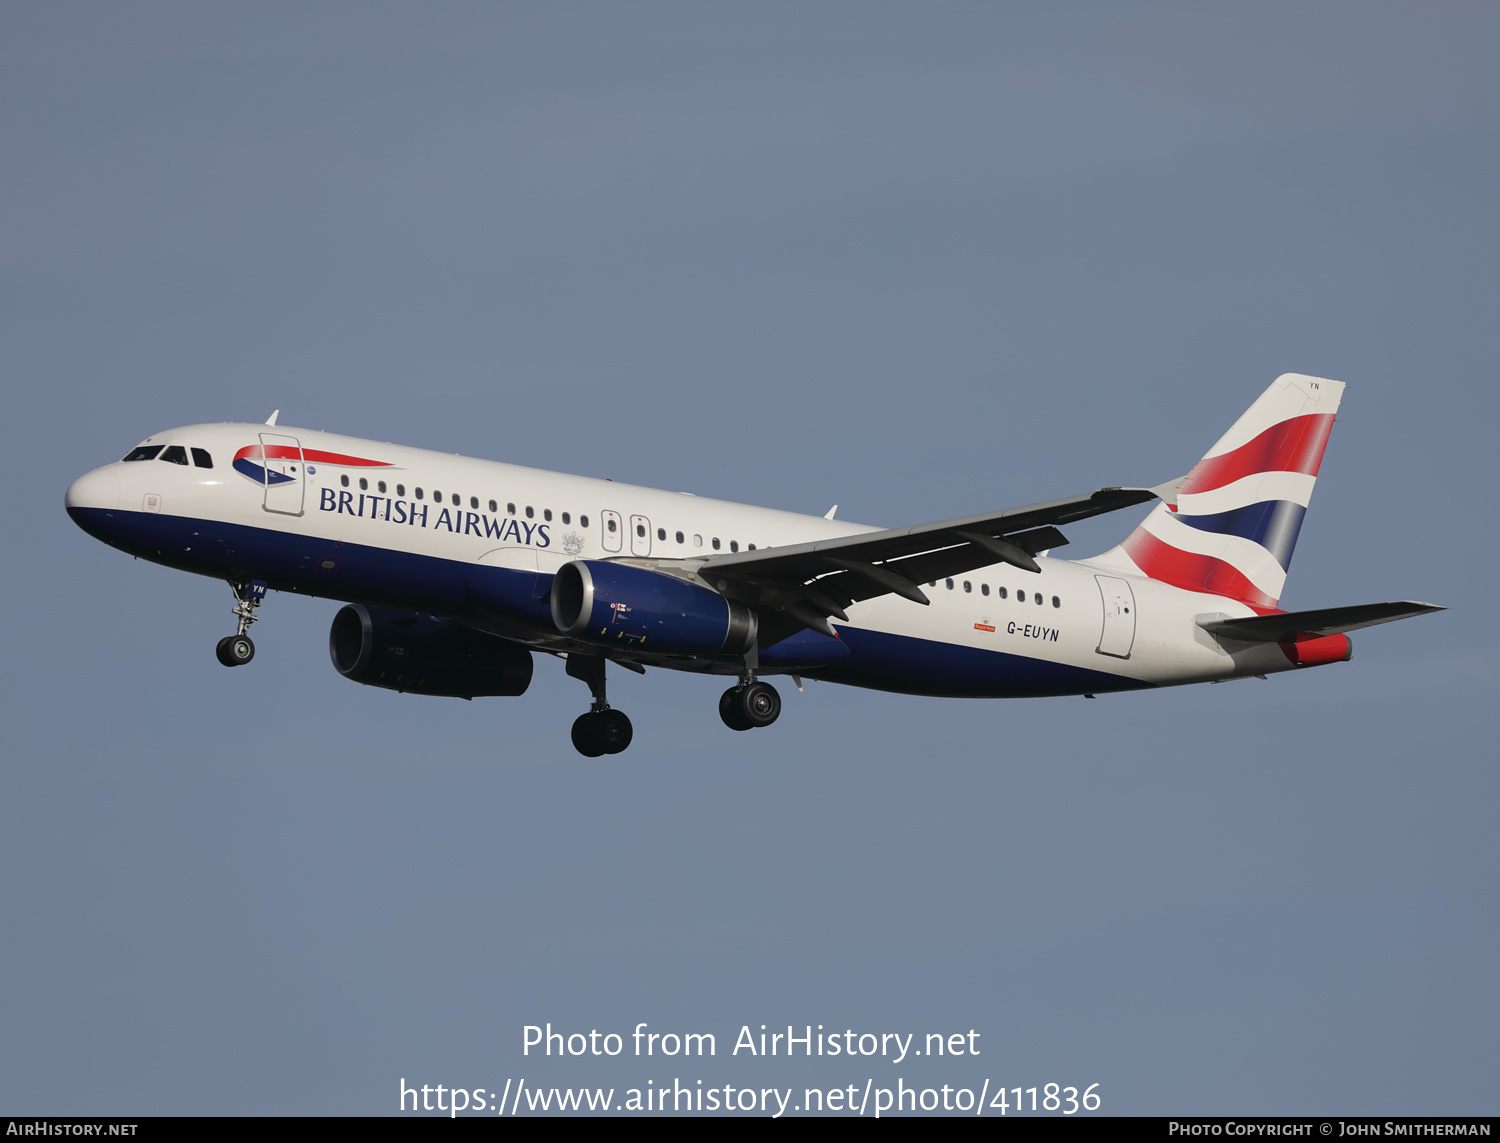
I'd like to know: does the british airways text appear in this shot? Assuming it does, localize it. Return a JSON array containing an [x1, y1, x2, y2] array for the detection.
[[318, 488, 551, 546]]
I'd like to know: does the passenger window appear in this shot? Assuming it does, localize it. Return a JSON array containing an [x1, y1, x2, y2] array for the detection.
[[396, 484, 405, 497], [963, 580, 971, 593], [657, 527, 666, 541], [191, 448, 213, 469], [341, 474, 350, 488], [1034, 592, 1043, 605], [433, 489, 442, 501], [1052, 595, 1060, 608], [730, 540, 739, 552], [675, 531, 684, 544], [712, 538, 721, 550], [748, 543, 756, 550], [489, 500, 497, 513], [693, 534, 702, 547], [607, 518, 617, 533], [998, 586, 1007, 599], [981, 584, 989, 596], [636, 523, 646, 538], [451, 493, 459, 506], [544, 509, 552, 522], [471, 496, 479, 509], [359, 477, 368, 490], [160, 445, 188, 465], [507, 503, 516, 515], [377, 481, 386, 493], [945, 578, 954, 589], [122, 445, 163, 462], [416, 488, 424, 500], [562, 512, 571, 525], [580, 515, 589, 528], [525, 506, 534, 518]]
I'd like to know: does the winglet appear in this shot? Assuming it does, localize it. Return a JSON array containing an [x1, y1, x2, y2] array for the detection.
[[265, 410, 280, 426], [825, 505, 838, 520]]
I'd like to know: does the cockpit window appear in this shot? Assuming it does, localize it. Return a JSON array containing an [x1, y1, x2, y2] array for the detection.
[[123, 445, 163, 462], [191, 448, 213, 469], [160, 445, 189, 465]]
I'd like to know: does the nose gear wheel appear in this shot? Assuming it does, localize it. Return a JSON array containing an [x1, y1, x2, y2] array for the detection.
[[216, 635, 255, 667]]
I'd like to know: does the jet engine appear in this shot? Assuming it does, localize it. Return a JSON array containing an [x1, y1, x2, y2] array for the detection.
[[329, 604, 533, 698], [550, 560, 756, 654]]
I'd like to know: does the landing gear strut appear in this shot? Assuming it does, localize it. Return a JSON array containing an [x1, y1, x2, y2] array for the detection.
[[566, 655, 633, 757], [719, 672, 781, 732], [215, 579, 266, 667]]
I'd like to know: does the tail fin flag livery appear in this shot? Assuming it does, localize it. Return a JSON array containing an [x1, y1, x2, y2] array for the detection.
[[1098, 373, 1342, 610], [64, 372, 1443, 757]]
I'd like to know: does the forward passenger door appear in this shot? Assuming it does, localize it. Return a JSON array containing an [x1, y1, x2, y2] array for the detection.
[[259, 432, 305, 516]]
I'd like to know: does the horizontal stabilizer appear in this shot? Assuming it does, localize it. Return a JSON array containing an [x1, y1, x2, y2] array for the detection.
[[1199, 601, 1445, 642]]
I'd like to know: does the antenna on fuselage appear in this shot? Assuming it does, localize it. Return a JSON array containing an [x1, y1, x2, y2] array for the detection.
[[265, 410, 280, 426]]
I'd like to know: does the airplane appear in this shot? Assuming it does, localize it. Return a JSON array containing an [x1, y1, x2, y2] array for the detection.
[[64, 373, 1441, 756]]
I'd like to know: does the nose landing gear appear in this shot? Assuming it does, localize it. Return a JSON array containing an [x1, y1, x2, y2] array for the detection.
[[215, 579, 266, 667], [565, 654, 633, 757], [719, 675, 781, 732]]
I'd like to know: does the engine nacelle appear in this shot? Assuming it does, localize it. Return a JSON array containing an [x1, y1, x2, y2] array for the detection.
[[550, 560, 756, 653], [329, 604, 533, 698]]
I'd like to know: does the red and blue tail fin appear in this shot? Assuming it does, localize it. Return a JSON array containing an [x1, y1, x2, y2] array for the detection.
[[1095, 373, 1344, 610]]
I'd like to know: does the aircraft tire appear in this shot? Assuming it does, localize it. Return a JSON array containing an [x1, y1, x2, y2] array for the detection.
[[216, 635, 255, 667], [738, 681, 781, 728], [719, 687, 752, 731], [571, 713, 607, 758], [597, 709, 633, 755]]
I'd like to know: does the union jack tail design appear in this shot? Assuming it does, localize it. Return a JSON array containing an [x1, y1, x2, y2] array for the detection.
[[1096, 373, 1345, 610]]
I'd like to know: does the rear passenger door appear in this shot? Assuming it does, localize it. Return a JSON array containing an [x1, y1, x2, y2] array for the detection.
[[1094, 575, 1137, 658]]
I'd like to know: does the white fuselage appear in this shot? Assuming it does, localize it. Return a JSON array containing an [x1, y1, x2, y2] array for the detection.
[[66, 421, 1299, 699]]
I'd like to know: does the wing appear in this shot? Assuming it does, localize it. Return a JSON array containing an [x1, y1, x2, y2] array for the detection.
[[697, 481, 1180, 643]]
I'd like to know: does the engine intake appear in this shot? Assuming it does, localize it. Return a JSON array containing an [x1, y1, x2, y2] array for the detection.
[[550, 560, 756, 654], [329, 604, 533, 698]]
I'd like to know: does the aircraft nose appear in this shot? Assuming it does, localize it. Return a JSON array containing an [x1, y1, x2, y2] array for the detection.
[[66, 466, 120, 511]]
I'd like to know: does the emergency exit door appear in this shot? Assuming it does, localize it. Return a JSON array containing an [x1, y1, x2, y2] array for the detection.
[[630, 514, 652, 556]]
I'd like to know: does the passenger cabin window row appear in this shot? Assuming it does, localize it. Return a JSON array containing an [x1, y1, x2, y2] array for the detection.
[[934, 578, 1062, 608], [123, 444, 213, 468], [328, 470, 764, 551]]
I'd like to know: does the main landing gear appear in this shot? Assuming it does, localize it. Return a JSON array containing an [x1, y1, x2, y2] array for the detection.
[[719, 675, 781, 732], [215, 579, 266, 667], [566, 654, 633, 758]]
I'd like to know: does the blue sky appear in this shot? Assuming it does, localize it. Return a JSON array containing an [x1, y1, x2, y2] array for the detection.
[[3, 3, 1495, 1115]]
